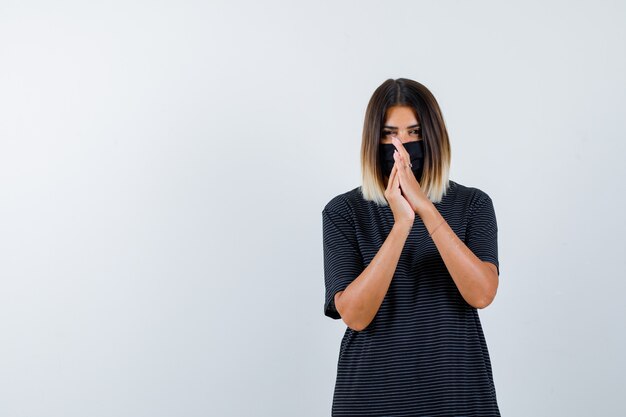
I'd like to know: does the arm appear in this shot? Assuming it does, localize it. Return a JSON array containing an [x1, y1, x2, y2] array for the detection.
[[385, 136, 498, 308], [419, 202, 499, 309], [335, 221, 412, 331]]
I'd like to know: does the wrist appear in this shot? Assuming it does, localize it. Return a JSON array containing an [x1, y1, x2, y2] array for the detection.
[[392, 220, 413, 234], [416, 199, 436, 218], [419, 203, 445, 235]]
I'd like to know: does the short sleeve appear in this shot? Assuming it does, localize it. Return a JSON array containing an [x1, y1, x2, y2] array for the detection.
[[466, 195, 500, 276], [322, 208, 364, 319]]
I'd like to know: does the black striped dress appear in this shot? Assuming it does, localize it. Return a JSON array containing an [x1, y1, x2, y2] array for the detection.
[[322, 180, 500, 416]]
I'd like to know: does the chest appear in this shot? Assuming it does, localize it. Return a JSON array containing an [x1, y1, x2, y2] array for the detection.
[[353, 207, 469, 270]]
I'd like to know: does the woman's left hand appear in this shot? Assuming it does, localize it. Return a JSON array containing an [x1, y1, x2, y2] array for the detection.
[[391, 136, 432, 217]]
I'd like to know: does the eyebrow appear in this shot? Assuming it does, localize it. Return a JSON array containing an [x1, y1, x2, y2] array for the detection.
[[383, 124, 420, 129]]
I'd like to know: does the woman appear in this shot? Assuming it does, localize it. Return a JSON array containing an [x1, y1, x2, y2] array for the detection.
[[322, 78, 501, 416]]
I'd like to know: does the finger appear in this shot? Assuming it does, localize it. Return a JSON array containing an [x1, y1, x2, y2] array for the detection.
[[392, 136, 412, 169], [393, 166, 401, 190], [392, 136, 411, 161], [393, 150, 408, 182], [386, 164, 397, 192]]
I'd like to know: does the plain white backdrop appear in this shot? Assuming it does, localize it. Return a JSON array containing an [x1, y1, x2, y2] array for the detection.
[[1, 1, 625, 416]]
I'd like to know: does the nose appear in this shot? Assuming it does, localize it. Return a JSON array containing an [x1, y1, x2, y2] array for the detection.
[[393, 130, 410, 143]]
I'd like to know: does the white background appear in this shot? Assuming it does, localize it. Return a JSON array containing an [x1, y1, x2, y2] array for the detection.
[[1, 1, 625, 416]]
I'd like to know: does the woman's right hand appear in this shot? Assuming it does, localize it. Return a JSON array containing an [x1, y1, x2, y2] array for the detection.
[[384, 159, 415, 228]]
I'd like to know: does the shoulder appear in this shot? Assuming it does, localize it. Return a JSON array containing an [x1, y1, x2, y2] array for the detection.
[[450, 179, 495, 210], [322, 186, 363, 216]]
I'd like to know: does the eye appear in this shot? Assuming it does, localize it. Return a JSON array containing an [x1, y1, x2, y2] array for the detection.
[[410, 128, 422, 136], [381, 131, 395, 137]]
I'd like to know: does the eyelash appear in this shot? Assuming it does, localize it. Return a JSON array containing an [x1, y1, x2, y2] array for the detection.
[[382, 129, 421, 136]]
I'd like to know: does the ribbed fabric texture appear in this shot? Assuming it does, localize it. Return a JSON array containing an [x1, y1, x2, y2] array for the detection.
[[322, 180, 500, 417]]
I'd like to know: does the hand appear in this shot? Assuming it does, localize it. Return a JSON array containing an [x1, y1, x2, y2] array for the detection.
[[384, 162, 415, 227], [390, 136, 431, 217]]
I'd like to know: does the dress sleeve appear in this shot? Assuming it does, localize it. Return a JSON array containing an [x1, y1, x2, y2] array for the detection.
[[465, 195, 500, 276], [322, 208, 364, 319]]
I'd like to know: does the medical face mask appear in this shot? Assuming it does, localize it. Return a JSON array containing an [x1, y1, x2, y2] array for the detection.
[[379, 140, 425, 182]]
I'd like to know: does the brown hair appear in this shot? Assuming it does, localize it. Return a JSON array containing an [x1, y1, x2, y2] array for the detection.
[[360, 78, 452, 205]]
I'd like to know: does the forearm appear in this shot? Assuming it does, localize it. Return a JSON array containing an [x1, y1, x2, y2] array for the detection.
[[419, 202, 497, 309], [336, 221, 412, 331]]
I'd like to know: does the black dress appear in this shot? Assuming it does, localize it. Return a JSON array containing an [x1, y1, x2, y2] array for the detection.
[[322, 180, 500, 416]]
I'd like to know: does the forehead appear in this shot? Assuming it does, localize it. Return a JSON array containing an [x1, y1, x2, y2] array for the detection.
[[384, 106, 419, 126]]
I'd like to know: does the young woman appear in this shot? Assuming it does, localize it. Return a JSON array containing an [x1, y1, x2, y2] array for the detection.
[[322, 78, 501, 416]]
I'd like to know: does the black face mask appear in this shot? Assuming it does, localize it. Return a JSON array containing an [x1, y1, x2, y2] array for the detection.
[[379, 140, 425, 182]]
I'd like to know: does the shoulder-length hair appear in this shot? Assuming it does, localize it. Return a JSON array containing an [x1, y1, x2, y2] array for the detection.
[[360, 78, 452, 205]]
